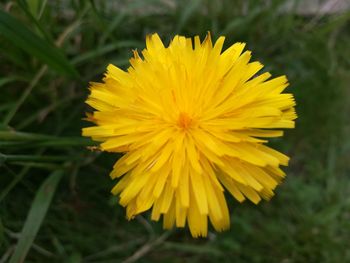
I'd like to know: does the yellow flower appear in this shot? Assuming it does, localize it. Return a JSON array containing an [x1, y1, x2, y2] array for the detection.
[[82, 33, 297, 237]]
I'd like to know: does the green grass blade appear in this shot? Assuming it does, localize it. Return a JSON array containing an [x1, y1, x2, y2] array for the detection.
[[16, 0, 53, 42], [175, 0, 202, 33], [0, 167, 30, 203], [9, 162, 61, 170], [0, 10, 78, 77], [9, 170, 63, 263], [0, 130, 54, 141], [162, 242, 223, 256], [26, 0, 41, 18], [0, 77, 24, 88], [72, 41, 143, 65], [0, 217, 4, 247], [1, 154, 75, 162], [0, 130, 95, 147]]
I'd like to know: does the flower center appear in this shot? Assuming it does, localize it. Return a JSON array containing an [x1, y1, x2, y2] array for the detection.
[[177, 112, 193, 130]]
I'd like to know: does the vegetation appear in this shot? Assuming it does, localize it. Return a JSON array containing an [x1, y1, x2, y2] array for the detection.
[[1, 0, 349, 262]]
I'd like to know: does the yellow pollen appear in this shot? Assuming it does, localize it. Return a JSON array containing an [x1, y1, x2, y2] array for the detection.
[[178, 112, 192, 129]]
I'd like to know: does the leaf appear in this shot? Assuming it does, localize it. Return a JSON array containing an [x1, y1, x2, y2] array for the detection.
[[9, 170, 63, 263], [162, 241, 223, 256], [0, 10, 78, 77], [0, 130, 55, 141], [17, 0, 53, 41], [175, 0, 202, 33], [72, 41, 143, 65], [27, 0, 41, 18], [0, 130, 95, 147], [0, 77, 24, 88], [1, 154, 77, 163], [0, 217, 4, 247]]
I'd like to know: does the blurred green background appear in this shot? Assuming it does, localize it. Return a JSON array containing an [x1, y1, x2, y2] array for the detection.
[[1, 0, 350, 262]]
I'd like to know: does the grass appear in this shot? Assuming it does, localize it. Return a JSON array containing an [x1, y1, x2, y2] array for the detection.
[[1, 0, 350, 262]]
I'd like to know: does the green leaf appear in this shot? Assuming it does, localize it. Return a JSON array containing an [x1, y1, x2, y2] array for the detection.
[[176, 0, 202, 33], [16, 0, 53, 42], [9, 170, 63, 263], [26, 0, 41, 18], [0, 217, 4, 247], [72, 41, 143, 65], [0, 154, 77, 163], [0, 130, 95, 147], [0, 130, 55, 141], [0, 10, 78, 77], [163, 242, 223, 256], [0, 77, 24, 88]]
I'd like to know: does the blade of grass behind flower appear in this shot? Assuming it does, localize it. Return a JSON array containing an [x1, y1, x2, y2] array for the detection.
[[175, 0, 202, 33], [98, 0, 165, 45], [25, 0, 48, 19], [72, 41, 143, 65], [0, 10, 78, 77], [1, 154, 75, 162], [9, 170, 63, 263], [0, 130, 94, 147], [16, 0, 52, 41], [162, 242, 223, 257], [0, 217, 4, 247], [0, 77, 24, 88]]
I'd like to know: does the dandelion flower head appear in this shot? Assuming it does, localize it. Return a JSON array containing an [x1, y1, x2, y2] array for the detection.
[[82, 33, 297, 237]]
